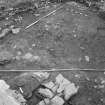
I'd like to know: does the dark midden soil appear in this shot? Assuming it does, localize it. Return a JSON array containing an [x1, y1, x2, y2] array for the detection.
[[0, 0, 105, 69], [0, 71, 105, 105]]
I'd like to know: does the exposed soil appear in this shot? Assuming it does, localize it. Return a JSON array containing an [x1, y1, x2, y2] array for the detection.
[[0, 0, 105, 69], [0, 71, 105, 105]]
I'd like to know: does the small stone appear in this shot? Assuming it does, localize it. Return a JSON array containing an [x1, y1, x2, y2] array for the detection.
[[17, 51, 22, 56], [32, 43, 36, 47], [23, 53, 33, 60], [38, 88, 54, 98], [0, 28, 10, 38], [32, 72, 50, 81], [12, 28, 20, 34], [73, 34, 77, 37], [51, 96, 64, 105], [85, 56, 90, 62], [33, 56, 40, 61], [74, 74, 80, 78]]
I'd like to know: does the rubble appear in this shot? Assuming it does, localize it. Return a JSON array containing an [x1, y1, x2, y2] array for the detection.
[[37, 73, 79, 105]]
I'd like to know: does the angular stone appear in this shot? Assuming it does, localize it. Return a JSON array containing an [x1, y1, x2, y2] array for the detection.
[[38, 88, 54, 98], [56, 74, 70, 93], [38, 100, 45, 105], [64, 83, 79, 100], [51, 96, 64, 105], [43, 81, 55, 89]]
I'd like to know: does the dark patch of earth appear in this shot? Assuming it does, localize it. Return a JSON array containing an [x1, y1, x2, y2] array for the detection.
[[0, 1, 105, 69]]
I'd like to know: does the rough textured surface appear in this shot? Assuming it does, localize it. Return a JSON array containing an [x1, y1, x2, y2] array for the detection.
[[0, 0, 105, 69], [0, 71, 105, 105]]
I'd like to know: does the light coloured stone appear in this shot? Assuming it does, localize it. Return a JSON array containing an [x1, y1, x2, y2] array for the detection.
[[51, 96, 64, 105], [43, 81, 55, 89], [85, 55, 90, 62], [32, 72, 50, 81], [0, 80, 10, 91], [56, 74, 70, 93], [23, 53, 33, 60], [12, 28, 21, 34], [0, 80, 22, 105], [7, 90, 26, 104], [64, 83, 79, 100], [52, 84, 58, 93], [38, 100, 45, 105], [38, 88, 54, 98], [44, 98, 50, 104], [56, 74, 64, 84], [0, 28, 10, 38]]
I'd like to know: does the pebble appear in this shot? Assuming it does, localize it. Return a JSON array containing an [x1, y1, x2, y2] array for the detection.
[[32, 43, 36, 47], [11, 28, 21, 34], [23, 53, 33, 60], [74, 74, 80, 78], [85, 55, 90, 62]]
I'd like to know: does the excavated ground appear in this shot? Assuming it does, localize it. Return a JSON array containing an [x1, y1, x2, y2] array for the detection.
[[0, 71, 105, 105], [0, 1, 105, 69]]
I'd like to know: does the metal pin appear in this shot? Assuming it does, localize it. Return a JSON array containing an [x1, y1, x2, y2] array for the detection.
[[25, 5, 64, 30], [19, 87, 23, 93]]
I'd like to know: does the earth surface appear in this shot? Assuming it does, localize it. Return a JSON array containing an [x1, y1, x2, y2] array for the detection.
[[0, 0, 105, 70], [0, 70, 105, 105]]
